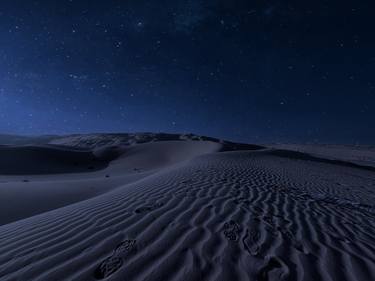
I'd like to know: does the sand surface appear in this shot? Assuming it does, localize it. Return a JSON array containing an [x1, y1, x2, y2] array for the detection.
[[0, 134, 374, 281]]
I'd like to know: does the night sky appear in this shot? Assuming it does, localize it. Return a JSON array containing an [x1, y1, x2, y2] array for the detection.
[[0, 0, 374, 143]]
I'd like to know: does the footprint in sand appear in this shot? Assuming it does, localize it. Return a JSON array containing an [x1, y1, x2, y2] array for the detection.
[[224, 220, 240, 241], [95, 239, 137, 279], [243, 229, 261, 256], [115, 239, 136, 255], [95, 256, 123, 279], [257, 256, 288, 281]]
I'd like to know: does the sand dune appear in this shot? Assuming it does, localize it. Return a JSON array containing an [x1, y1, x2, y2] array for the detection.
[[0, 140, 220, 226], [0, 134, 374, 281], [0, 145, 112, 175], [270, 144, 375, 168]]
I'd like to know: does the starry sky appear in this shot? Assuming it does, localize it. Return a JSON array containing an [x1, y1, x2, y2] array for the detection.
[[0, 0, 374, 143]]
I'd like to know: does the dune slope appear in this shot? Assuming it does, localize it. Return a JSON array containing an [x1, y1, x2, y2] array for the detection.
[[0, 141, 374, 281], [0, 141, 221, 226]]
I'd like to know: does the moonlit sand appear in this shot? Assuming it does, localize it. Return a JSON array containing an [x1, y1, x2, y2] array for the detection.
[[0, 133, 374, 281]]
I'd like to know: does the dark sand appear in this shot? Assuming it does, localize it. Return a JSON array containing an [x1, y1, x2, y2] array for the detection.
[[0, 134, 374, 281]]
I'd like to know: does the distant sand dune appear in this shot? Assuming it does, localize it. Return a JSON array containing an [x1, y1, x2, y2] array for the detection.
[[270, 144, 375, 168], [0, 145, 110, 175], [0, 135, 374, 280]]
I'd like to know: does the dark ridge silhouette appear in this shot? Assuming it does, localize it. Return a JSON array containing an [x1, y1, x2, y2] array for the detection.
[[0, 145, 109, 175]]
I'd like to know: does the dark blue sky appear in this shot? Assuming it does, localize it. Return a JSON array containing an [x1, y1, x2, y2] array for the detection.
[[0, 0, 374, 143]]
